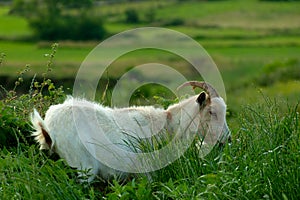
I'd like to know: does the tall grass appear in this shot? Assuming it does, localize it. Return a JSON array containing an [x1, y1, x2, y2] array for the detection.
[[230, 99, 299, 199], [0, 146, 101, 200], [1, 95, 298, 199], [146, 99, 299, 199]]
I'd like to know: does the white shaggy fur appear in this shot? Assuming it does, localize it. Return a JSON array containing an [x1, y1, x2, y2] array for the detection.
[[31, 84, 230, 182]]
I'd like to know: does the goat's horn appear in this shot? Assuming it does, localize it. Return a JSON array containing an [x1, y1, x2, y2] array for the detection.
[[177, 81, 219, 98]]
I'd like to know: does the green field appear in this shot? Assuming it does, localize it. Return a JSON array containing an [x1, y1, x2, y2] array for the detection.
[[0, 0, 300, 199]]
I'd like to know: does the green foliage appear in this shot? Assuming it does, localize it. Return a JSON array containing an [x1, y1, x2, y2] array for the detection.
[[129, 84, 176, 107], [144, 8, 156, 23], [10, 0, 36, 17], [30, 13, 106, 41], [0, 100, 31, 149], [106, 178, 152, 200], [0, 43, 65, 149], [153, 95, 178, 109], [0, 146, 98, 200], [11, 0, 106, 40], [257, 59, 300, 86], [161, 18, 185, 26], [124, 8, 140, 24]]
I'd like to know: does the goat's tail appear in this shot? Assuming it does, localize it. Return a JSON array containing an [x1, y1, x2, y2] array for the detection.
[[30, 109, 52, 150]]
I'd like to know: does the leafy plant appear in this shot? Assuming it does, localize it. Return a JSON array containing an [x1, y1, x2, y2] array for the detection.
[[106, 178, 152, 200], [0, 43, 65, 149]]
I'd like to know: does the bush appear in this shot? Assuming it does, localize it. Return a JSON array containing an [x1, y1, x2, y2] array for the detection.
[[161, 18, 185, 26], [256, 59, 300, 86], [30, 14, 106, 41], [125, 8, 140, 24], [10, 0, 107, 41], [0, 101, 30, 149], [0, 44, 65, 150]]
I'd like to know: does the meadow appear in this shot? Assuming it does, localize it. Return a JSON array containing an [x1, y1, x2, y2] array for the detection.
[[0, 0, 300, 199]]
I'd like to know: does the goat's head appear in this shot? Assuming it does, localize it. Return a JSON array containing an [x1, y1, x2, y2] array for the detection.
[[177, 81, 231, 146]]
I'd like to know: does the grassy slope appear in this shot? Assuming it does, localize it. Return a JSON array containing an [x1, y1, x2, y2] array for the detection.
[[1, 0, 300, 75]]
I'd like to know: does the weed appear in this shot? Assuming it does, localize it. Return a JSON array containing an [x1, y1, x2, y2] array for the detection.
[[0, 44, 65, 149]]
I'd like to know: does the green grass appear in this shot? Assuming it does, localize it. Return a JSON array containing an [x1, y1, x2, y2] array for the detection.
[[0, 146, 101, 199], [0, 93, 299, 199], [98, 0, 300, 29], [1, 0, 300, 83], [0, 7, 32, 40], [0, 1, 300, 198], [0, 41, 92, 78]]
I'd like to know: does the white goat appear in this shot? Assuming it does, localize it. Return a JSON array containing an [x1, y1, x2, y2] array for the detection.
[[31, 81, 230, 182]]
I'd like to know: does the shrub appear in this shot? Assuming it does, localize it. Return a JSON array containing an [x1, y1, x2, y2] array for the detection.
[[0, 101, 30, 149], [30, 14, 106, 41], [10, 0, 107, 41], [256, 59, 300, 86], [161, 18, 185, 26], [125, 8, 140, 24], [0, 44, 65, 150]]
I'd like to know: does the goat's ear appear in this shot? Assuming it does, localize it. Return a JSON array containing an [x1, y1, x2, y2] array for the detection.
[[196, 92, 207, 107]]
